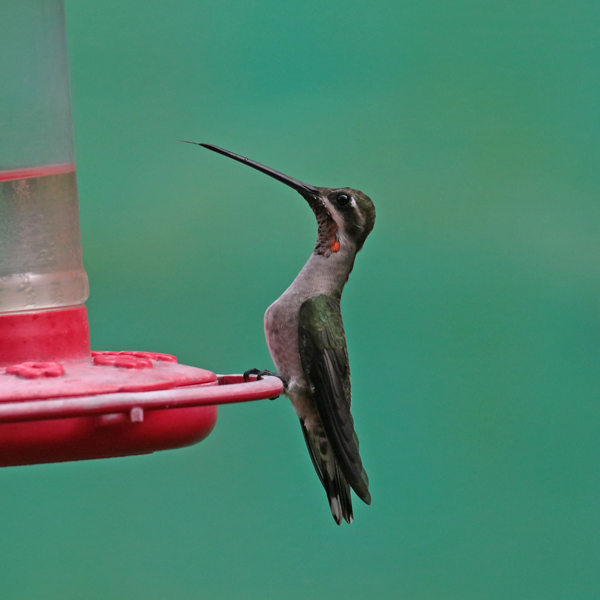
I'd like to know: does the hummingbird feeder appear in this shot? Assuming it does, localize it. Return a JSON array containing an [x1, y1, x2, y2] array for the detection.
[[0, 0, 283, 467]]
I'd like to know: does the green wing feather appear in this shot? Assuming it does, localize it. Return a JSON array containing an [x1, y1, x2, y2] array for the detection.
[[298, 294, 371, 504]]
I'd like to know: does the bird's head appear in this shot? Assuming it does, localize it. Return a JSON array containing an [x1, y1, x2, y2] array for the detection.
[[185, 142, 376, 257], [310, 186, 376, 256]]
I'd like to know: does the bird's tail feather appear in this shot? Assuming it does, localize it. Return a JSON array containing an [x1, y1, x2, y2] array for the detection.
[[300, 419, 354, 525]]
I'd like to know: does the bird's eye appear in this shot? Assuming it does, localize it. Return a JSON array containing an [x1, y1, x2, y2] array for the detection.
[[336, 193, 351, 207]]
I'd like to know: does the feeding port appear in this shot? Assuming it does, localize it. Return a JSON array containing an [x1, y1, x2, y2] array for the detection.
[[0, 0, 283, 467]]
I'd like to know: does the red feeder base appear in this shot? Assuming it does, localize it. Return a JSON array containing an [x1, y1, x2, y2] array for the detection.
[[0, 404, 218, 467], [0, 307, 284, 467]]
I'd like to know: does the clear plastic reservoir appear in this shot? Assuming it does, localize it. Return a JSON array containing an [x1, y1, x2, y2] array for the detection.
[[0, 0, 88, 313]]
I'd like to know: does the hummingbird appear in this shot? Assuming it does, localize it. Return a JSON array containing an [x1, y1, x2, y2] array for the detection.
[[183, 141, 376, 524]]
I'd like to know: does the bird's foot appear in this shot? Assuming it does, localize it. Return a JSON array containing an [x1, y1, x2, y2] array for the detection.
[[243, 368, 278, 382], [243, 368, 288, 399]]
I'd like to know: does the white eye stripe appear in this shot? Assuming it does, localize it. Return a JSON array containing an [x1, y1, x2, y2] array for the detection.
[[348, 197, 366, 226], [322, 196, 335, 213]]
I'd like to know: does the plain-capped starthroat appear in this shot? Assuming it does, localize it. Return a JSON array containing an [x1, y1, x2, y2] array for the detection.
[[184, 141, 376, 524]]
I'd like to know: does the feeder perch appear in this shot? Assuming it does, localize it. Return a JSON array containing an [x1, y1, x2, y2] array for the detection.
[[0, 0, 283, 467]]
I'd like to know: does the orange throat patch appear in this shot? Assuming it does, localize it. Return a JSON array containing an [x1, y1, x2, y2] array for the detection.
[[315, 220, 341, 256], [329, 239, 341, 253]]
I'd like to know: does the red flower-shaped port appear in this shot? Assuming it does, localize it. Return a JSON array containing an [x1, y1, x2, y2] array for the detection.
[[92, 351, 177, 363], [6, 362, 65, 379], [93, 353, 153, 370]]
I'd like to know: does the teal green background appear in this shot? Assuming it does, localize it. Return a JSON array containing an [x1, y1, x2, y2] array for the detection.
[[2, 0, 600, 598]]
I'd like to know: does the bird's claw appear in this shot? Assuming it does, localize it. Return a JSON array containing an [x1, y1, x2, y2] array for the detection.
[[243, 368, 261, 382], [243, 368, 288, 399], [243, 368, 278, 382]]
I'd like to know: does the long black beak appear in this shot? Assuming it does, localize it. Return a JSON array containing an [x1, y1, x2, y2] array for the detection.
[[181, 141, 319, 196]]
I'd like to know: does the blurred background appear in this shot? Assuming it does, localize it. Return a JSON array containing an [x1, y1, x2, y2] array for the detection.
[[1, 0, 600, 598]]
